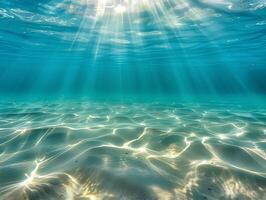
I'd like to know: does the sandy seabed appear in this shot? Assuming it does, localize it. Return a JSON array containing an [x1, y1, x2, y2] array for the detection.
[[0, 102, 265, 200]]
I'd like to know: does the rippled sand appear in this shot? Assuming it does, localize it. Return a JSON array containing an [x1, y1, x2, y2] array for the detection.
[[0, 102, 265, 200]]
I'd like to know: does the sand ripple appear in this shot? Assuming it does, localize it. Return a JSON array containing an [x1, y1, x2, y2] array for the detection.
[[0, 102, 265, 200]]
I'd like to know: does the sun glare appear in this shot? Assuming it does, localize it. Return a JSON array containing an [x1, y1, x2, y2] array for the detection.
[[114, 4, 126, 14]]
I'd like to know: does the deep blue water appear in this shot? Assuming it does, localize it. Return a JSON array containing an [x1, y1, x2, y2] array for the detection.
[[0, 1, 266, 199]]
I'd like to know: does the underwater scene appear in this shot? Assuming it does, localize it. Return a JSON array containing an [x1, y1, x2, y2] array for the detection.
[[0, 0, 266, 199]]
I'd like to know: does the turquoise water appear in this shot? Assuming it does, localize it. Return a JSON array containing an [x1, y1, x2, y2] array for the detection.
[[0, 1, 266, 199]]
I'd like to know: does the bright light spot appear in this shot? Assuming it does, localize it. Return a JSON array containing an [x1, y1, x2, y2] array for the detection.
[[115, 4, 126, 14], [235, 131, 245, 137], [202, 136, 209, 143], [15, 128, 28, 134], [218, 134, 227, 140], [137, 146, 147, 153], [21, 159, 43, 188]]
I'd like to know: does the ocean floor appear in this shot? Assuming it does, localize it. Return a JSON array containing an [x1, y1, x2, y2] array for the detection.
[[0, 101, 265, 200]]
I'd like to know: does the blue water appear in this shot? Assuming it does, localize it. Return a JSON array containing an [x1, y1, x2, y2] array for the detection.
[[0, 1, 266, 199]]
